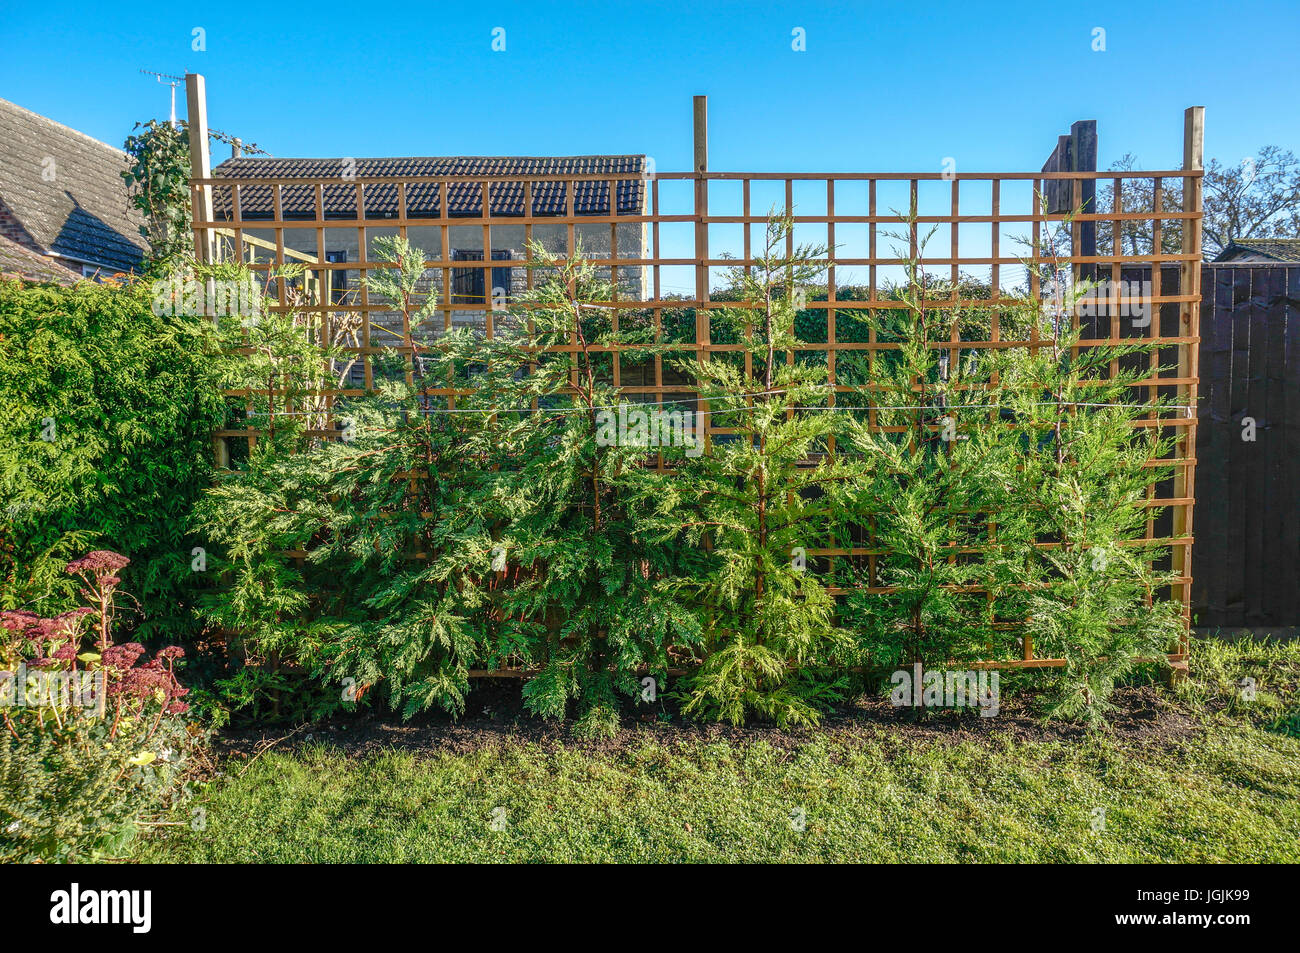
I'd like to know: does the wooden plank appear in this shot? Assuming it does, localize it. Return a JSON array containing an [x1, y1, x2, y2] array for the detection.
[[693, 95, 710, 447], [185, 73, 215, 266], [1282, 266, 1300, 624], [1243, 267, 1268, 623], [1072, 120, 1098, 281], [1041, 134, 1071, 213], [197, 168, 1194, 186], [1173, 106, 1204, 634], [1261, 264, 1288, 623], [1191, 265, 1232, 623], [1224, 267, 1254, 622]]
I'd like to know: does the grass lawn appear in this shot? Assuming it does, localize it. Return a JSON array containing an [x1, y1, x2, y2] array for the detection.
[[140, 638, 1300, 863]]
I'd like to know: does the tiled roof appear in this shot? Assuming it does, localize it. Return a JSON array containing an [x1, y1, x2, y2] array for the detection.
[[210, 156, 647, 220], [0, 232, 82, 284], [0, 98, 146, 272], [1215, 238, 1300, 263]]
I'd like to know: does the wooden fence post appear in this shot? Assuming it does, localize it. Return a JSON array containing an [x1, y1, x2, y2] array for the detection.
[[1072, 120, 1097, 282], [693, 95, 710, 446], [186, 73, 228, 469], [1174, 105, 1205, 667], [1040, 120, 1097, 282], [185, 73, 215, 267]]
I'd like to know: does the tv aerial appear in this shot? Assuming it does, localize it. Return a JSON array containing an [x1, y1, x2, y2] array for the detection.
[[139, 70, 185, 128]]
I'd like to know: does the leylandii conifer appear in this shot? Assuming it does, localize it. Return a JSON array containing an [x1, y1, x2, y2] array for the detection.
[[197, 239, 490, 720], [672, 213, 853, 727], [989, 235, 1183, 723], [434, 239, 704, 737], [834, 211, 1181, 723], [196, 219, 1185, 730], [834, 223, 1015, 678]]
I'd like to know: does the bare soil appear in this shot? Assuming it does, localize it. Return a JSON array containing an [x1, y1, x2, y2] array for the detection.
[[213, 678, 1202, 763]]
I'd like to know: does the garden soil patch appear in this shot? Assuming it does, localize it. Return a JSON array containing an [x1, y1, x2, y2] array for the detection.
[[213, 679, 1201, 763]]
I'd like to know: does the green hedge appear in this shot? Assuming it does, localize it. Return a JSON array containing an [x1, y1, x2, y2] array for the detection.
[[0, 277, 226, 637]]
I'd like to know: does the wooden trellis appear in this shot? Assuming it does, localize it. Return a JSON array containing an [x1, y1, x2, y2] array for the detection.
[[190, 86, 1203, 673]]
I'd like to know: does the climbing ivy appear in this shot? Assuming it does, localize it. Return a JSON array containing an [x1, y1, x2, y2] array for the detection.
[[121, 120, 193, 274]]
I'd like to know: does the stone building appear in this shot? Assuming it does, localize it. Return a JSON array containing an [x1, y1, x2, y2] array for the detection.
[[210, 155, 650, 355]]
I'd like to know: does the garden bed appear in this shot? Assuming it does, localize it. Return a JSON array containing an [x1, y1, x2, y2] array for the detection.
[[215, 677, 1200, 762]]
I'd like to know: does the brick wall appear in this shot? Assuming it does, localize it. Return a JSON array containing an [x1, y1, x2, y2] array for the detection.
[[0, 198, 41, 251]]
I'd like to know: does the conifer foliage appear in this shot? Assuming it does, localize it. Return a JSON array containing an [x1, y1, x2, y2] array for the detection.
[[199, 238, 703, 735], [991, 254, 1183, 723], [835, 217, 1182, 720], [834, 226, 1017, 675], [440, 239, 705, 736], [195, 213, 1184, 730], [671, 214, 852, 726]]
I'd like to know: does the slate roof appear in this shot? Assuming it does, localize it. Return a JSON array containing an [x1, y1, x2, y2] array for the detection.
[[0, 98, 146, 272], [1214, 238, 1300, 263], [210, 156, 647, 220], [0, 232, 82, 284]]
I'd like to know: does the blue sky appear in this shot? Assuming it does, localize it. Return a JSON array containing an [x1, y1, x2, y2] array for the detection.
[[4, 0, 1298, 175]]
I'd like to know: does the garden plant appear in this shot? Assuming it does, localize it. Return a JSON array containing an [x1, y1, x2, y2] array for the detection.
[[183, 211, 1184, 732]]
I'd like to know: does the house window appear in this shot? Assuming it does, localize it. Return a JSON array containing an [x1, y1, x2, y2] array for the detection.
[[451, 249, 514, 304], [81, 264, 106, 281], [326, 250, 348, 303]]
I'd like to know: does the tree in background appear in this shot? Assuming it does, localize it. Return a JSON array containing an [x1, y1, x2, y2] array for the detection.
[[1201, 146, 1300, 256], [1098, 147, 1300, 260]]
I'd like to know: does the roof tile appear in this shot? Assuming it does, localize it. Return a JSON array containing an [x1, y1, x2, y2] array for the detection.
[[0, 232, 82, 284], [0, 98, 146, 272], [211, 156, 647, 219], [1218, 238, 1300, 262]]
